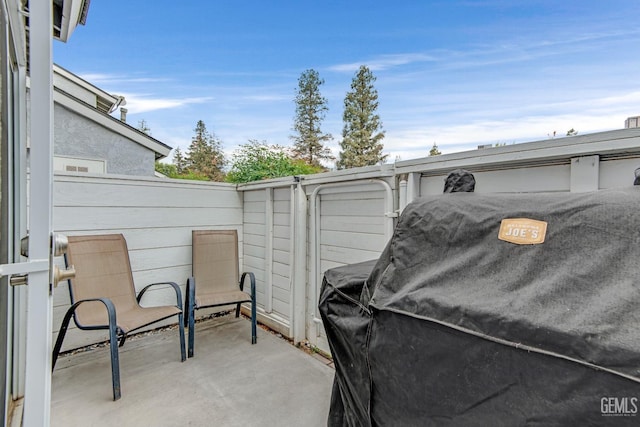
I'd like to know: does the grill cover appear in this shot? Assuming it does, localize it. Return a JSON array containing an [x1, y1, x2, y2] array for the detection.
[[319, 188, 640, 426]]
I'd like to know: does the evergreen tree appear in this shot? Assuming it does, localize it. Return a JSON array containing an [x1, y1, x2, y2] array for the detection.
[[173, 147, 186, 173], [291, 69, 333, 166], [429, 143, 441, 156], [337, 65, 386, 169], [137, 119, 151, 135], [185, 120, 226, 181]]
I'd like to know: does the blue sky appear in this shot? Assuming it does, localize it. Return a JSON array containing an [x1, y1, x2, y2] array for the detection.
[[54, 0, 640, 165]]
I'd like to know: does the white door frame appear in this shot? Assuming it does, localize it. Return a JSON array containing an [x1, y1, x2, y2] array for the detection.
[[307, 180, 395, 353], [22, 1, 55, 425], [0, 1, 52, 425]]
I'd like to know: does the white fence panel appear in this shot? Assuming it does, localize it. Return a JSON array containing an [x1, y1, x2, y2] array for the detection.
[[241, 187, 293, 335], [420, 164, 571, 196], [242, 189, 266, 309], [52, 173, 243, 351], [307, 180, 394, 354], [51, 130, 640, 353]]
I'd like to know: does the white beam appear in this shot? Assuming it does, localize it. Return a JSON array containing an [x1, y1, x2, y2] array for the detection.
[[23, 1, 54, 425]]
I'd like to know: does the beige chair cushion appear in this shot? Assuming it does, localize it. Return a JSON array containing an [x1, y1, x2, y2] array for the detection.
[[66, 234, 180, 333], [192, 230, 251, 308]]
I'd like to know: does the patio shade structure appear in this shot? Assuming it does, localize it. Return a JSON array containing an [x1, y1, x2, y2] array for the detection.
[[320, 187, 640, 426]]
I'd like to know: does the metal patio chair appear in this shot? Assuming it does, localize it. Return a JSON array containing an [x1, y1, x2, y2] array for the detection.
[[52, 234, 186, 401], [186, 229, 256, 358]]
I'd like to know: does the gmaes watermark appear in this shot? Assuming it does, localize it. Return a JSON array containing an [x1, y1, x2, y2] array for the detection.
[[601, 397, 638, 417]]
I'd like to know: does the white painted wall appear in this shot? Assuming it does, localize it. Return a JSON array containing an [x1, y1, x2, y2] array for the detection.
[[242, 189, 266, 308], [52, 172, 243, 351], [304, 178, 395, 353], [420, 164, 572, 195], [397, 128, 640, 200], [241, 186, 294, 335], [271, 187, 293, 322]]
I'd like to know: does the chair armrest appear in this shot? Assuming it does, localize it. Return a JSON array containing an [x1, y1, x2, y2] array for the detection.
[[240, 272, 256, 297], [137, 281, 183, 309], [52, 297, 119, 370], [68, 297, 118, 330]]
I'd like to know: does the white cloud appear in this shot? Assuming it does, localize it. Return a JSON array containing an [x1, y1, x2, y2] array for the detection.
[[241, 94, 290, 102], [383, 108, 631, 161], [79, 73, 171, 85], [120, 93, 213, 114], [329, 53, 435, 73]]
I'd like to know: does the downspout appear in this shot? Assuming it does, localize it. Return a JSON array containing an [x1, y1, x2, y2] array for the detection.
[[288, 183, 296, 337], [264, 188, 273, 313], [309, 179, 395, 330], [291, 179, 307, 343]]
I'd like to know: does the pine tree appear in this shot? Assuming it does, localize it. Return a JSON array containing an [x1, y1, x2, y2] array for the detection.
[[137, 119, 151, 135], [337, 65, 386, 169], [429, 143, 441, 156], [173, 147, 186, 173], [185, 120, 226, 181], [291, 69, 333, 167]]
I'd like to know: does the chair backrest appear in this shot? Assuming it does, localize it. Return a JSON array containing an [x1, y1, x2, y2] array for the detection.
[[192, 230, 240, 295], [65, 234, 138, 327]]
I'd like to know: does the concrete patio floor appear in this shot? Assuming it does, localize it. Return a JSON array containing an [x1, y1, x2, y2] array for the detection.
[[51, 316, 335, 426]]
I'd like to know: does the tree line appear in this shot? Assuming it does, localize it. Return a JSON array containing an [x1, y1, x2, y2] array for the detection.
[[153, 65, 386, 183]]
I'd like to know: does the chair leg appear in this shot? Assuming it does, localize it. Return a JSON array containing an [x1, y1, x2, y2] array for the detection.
[[108, 322, 121, 400], [241, 272, 258, 345], [188, 306, 195, 358], [187, 278, 196, 358], [178, 311, 186, 362], [184, 284, 190, 328], [251, 299, 257, 345], [250, 278, 257, 345], [53, 298, 122, 400], [52, 308, 75, 370], [235, 302, 241, 318]]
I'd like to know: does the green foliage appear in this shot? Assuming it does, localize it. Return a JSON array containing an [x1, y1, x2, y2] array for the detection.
[[155, 162, 176, 177], [156, 121, 225, 182], [566, 128, 578, 136], [173, 147, 186, 173], [337, 65, 387, 169], [226, 140, 323, 183], [291, 69, 334, 166], [185, 120, 226, 181], [429, 143, 441, 156], [154, 162, 209, 181]]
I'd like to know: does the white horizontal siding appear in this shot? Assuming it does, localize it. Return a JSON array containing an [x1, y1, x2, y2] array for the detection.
[[242, 190, 268, 311], [271, 188, 292, 322], [50, 135, 640, 354], [52, 173, 243, 351], [420, 164, 572, 196], [318, 189, 387, 270], [310, 183, 391, 353], [241, 188, 293, 333], [599, 157, 640, 189]]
